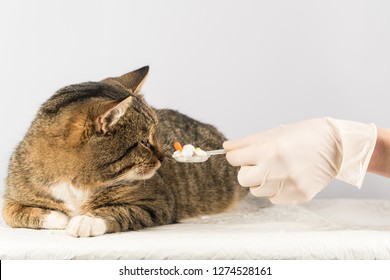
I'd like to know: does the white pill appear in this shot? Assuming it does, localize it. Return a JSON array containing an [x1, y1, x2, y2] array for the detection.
[[182, 144, 196, 152], [181, 148, 194, 157], [173, 150, 182, 158], [176, 156, 187, 162], [194, 149, 207, 157]]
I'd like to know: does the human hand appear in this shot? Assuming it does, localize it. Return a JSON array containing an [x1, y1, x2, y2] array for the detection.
[[224, 118, 376, 204]]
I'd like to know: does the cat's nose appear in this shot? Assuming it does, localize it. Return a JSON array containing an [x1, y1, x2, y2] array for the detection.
[[157, 152, 165, 162]]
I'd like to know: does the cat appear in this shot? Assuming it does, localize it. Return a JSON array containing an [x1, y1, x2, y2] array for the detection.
[[3, 66, 248, 237]]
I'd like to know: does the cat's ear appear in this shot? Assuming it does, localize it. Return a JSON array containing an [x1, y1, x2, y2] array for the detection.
[[102, 66, 149, 94], [96, 95, 133, 133]]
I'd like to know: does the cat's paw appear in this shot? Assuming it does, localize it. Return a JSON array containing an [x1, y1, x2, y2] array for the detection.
[[66, 215, 107, 237], [43, 211, 70, 229]]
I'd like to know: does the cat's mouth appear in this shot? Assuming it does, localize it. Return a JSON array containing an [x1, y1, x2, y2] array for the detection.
[[135, 161, 161, 180]]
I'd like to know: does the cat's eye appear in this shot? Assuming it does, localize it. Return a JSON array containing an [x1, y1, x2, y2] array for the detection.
[[141, 139, 152, 149]]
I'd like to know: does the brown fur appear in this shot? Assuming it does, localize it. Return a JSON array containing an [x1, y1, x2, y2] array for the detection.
[[3, 66, 248, 236]]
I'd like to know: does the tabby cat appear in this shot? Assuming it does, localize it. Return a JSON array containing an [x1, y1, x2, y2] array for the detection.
[[3, 66, 247, 237]]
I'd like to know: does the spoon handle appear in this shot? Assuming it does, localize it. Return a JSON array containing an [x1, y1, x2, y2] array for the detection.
[[205, 149, 226, 156]]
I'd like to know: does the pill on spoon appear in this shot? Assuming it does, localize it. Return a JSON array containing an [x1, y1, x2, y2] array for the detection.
[[194, 148, 207, 157], [173, 142, 208, 162]]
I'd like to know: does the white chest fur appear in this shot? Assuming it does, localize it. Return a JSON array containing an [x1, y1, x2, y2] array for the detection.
[[51, 183, 90, 215]]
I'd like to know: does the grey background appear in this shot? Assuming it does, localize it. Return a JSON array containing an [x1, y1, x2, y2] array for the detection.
[[1, 0, 389, 199]]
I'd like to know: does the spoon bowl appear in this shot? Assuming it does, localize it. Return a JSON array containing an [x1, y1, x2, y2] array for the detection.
[[172, 149, 225, 163]]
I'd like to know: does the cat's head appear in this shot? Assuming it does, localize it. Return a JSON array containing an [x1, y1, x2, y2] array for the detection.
[[32, 66, 164, 187]]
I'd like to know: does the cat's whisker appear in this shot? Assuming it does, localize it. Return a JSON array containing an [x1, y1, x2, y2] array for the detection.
[[163, 146, 173, 153]]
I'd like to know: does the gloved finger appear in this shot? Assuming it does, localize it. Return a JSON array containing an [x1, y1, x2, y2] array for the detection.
[[269, 185, 314, 205], [223, 127, 278, 151], [237, 165, 270, 187], [225, 144, 265, 166], [224, 138, 254, 151], [249, 180, 281, 197]]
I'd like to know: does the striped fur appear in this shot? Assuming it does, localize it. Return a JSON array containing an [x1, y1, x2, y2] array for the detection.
[[3, 66, 247, 237]]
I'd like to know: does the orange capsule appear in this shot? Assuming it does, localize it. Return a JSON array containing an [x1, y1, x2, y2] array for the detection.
[[173, 142, 183, 151]]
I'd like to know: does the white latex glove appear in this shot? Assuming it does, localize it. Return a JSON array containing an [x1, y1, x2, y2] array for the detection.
[[224, 118, 377, 205]]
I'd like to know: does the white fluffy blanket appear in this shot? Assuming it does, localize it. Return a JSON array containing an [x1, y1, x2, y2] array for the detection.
[[1, 195, 390, 259]]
